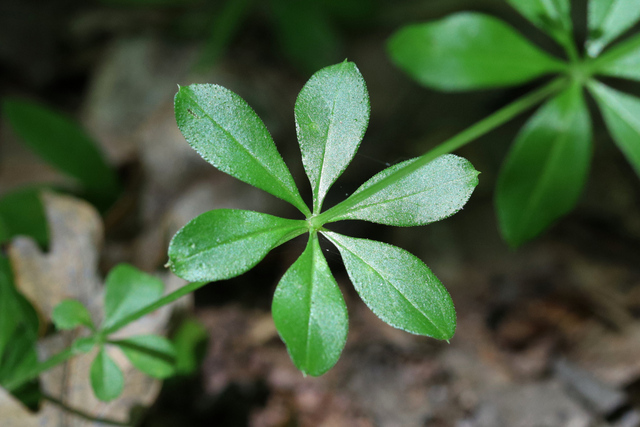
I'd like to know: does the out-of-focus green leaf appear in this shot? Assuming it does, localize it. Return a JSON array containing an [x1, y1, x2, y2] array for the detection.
[[0, 256, 39, 386], [387, 12, 566, 91], [332, 154, 478, 226], [587, 0, 640, 57], [323, 232, 456, 340], [272, 234, 347, 376], [2, 99, 119, 204], [295, 61, 370, 212], [90, 348, 124, 402], [168, 209, 307, 282], [0, 188, 48, 247], [496, 84, 592, 247], [114, 335, 176, 379], [506, 0, 572, 46], [174, 84, 309, 214], [196, 0, 253, 69], [589, 80, 640, 177], [102, 264, 164, 330], [270, 0, 342, 73], [52, 299, 94, 331], [592, 33, 640, 80], [172, 318, 208, 375]]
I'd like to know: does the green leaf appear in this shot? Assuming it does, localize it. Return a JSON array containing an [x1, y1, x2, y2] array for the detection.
[[72, 337, 97, 354], [387, 12, 566, 91], [102, 263, 164, 330], [0, 256, 39, 380], [270, 0, 342, 73], [114, 335, 176, 379], [331, 154, 478, 226], [52, 299, 94, 331], [588, 81, 640, 178], [506, 0, 573, 46], [295, 61, 370, 212], [592, 32, 640, 80], [2, 98, 119, 203], [168, 209, 307, 282], [172, 318, 208, 375], [496, 84, 592, 247], [0, 187, 48, 247], [174, 84, 309, 215], [272, 233, 348, 376], [90, 348, 124, 402], [323, 231, 455, 340], [587, 0, 640, 57]]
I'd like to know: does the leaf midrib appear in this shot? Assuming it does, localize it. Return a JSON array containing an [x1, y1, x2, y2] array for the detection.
[[345, 174, 473, 213], [182, 88, 302, 210], [329, 235, 447, 337], [176, 224, 302, 264]]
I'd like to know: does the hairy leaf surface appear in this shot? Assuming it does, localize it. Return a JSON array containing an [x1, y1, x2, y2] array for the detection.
[[295, 61, 369, 211], [324, 232, 455, 340], [272, 234, 348, 376], [175, 84, 308, 214], [589, 81, 640, 177], [102, 264, 164, 330], [332, 154, 478, 226], [168, 209, 307, 282], [496, 84, 592, 247], [387, 12, 565, 91], [587, 0, 640, 57]]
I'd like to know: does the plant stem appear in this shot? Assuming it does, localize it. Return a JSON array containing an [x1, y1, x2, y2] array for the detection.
[[4, 280, 210, 391], [3, 346, 75, 392], [315, 77, 568, 225], [102, 280, 209, 335]]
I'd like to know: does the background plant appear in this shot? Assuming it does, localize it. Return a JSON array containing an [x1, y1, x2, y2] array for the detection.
[[167, 61, 479, 375], [387, 0, 640, 247]]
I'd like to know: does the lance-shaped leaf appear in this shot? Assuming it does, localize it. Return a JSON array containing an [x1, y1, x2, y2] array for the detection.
[[102, 264, 164, 330], [589, 81, 640, 178], [2, 99, 119, 203], [506, 0, 572, 46], [168, 209, 307, 282], [323, 232, 455, 340], [174, 84, 309, 214], [331, 154, 478, 226], [587, 0, 640, 57], [114, 334, 176, 379], [496, 84, 592, 247], [387, 12, 566, 91], [272, 233, 348, 376], [295, 61, 369, 211], [90, 347, 124, 402], [592, 33, 640, 81], [52, 299, 94, 331]]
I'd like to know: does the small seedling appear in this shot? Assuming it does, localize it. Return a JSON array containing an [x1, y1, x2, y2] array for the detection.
[[388, 0, 640, 246], [167, 61, 479, 375]]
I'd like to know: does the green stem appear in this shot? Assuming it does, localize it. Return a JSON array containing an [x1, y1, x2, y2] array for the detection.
[[3, 346, 75, 392], [315, 77, 568, 225], [102, 280, 209, 335], [4, 280, 210, 391]]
